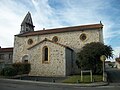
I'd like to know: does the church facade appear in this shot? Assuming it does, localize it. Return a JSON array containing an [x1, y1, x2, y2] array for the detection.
[[13, 12, 103, 76]]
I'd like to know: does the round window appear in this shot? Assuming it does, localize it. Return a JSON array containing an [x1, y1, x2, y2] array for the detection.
[[28, 39, 33, 45], [80, 33, 87, 41], [52, 36, 58, 42]]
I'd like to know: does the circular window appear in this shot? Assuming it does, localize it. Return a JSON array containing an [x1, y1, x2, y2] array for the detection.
[[52, 36, 58, 42], [28, 39, 33, 45], [80, 33, 87, 41]]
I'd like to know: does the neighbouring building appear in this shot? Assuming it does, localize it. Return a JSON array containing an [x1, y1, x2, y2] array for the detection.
[[105, 61, 115, 68], [114, 55, 120, 69], [0, 47, 13, 69], [13, 12, 104, 77], [114, 61, 120, 69]]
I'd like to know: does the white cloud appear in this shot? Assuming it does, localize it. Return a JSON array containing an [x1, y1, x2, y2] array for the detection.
[[31, 0, 62, 30], [113, 47, 120, 58], [0, 0, 119, 58], [0, 0, 27, 47]]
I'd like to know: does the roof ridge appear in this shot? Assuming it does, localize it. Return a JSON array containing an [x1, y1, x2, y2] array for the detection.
[[17, 23, 103, 37]]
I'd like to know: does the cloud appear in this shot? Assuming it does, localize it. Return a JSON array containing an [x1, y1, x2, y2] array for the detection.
[[0, 0, 27, 47], [31, 0, 63, 30], [113, 47, 120, 58], [0, 0, 119, 58]]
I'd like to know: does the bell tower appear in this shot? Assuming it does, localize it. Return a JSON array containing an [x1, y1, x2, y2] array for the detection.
[[20, 12, 35, 34]]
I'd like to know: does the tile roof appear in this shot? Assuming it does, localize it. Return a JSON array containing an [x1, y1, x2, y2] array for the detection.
[[17, 23, 103, 37], [28, 38, 73, 51], [0, 47, 13, 52]]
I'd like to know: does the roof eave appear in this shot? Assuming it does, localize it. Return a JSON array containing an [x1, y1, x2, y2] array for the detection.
[[16, 24, 103, 37]]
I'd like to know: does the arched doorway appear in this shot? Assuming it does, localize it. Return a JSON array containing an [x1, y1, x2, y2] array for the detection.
[[22, 55, 29, 63]]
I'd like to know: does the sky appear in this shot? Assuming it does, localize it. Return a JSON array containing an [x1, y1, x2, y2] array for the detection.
[[0, 0, 120, 60]]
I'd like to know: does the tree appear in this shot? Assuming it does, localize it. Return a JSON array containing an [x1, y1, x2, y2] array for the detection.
[[76, 42, 113, 74]]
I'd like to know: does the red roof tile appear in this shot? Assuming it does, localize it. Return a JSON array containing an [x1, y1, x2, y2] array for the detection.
[[0, 47, 13, 52], [17, 23, 103, 37]]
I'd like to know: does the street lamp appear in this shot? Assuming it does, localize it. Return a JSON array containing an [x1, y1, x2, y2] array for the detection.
[[100, 55, 106, 81]]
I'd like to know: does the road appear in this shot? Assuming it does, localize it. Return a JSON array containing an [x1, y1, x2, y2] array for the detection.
[[0, 79, 120, 90], [106, 67, 120, 83], [1, 67, 120, 90]]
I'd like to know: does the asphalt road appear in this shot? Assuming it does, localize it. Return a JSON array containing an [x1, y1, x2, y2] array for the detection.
[[0, 79, 120, 90], [1, 67, 120, 90], [106, 67, 120, 83]]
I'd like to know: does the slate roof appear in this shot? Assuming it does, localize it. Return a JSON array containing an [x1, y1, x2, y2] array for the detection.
[[21, 12, 34, 26]]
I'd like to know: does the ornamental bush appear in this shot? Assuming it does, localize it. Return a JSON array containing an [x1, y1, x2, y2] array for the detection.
[[0, 67, 17, 76], [12, 62, 31, 75], [0, 62, 31, 76], [76, 42, 113, 74]]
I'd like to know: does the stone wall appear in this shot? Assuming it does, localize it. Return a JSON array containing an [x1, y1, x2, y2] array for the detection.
[[13, 28, 103, 76], [13, 29, 102, 61], [28, 41, 66, 76]]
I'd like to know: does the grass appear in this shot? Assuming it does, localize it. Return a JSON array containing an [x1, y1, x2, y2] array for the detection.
[[62, 75, 103, 83]]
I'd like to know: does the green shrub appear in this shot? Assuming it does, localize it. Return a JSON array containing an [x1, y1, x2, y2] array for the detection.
[[12, 62, 23, 74], [0, 67, 17, 76], [12, 62, 31, 75], [77, 42, 113, 74], [0, 62, 31, 76], [0, 69, 4, 76], [22, 63, 31, 74]]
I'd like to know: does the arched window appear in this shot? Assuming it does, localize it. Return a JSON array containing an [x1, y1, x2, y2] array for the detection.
[[42, 46, 49, 63], [22, 55, 28, 63]]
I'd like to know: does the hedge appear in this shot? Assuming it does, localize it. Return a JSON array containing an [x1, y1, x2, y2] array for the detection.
[[12, 62, 31, 74], [0, 62, 31, 76], [0, 67, 17, 76]]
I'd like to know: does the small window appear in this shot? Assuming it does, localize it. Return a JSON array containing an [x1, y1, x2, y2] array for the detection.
[[0, 54, 4, 59], [9, 54, 12, 59], [44, 47, 48, 61], [80, 33, 87, 41], [26, 28, 29, 31], [42, 46, 49, 63], [26, 24, 28, 27], [28, 39, 33, 45], [52, 36, 58, 42]]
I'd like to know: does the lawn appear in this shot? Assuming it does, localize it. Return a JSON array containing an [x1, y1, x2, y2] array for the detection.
[[62, 75, 103, 83]]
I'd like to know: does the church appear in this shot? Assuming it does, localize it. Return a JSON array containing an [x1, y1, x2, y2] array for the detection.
[[13, 12, 103, 77]]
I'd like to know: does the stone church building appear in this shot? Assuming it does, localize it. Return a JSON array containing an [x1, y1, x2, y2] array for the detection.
[[13, 12, 103, 77]]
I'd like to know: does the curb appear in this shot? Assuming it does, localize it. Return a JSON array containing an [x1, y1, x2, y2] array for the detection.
[[0, 78, 108, 87]]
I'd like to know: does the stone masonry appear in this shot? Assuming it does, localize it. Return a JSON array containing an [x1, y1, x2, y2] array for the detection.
[[13, 27, 103, 76]]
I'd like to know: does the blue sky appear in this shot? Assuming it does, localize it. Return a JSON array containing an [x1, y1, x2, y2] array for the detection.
[[0, 0, 120, 60]]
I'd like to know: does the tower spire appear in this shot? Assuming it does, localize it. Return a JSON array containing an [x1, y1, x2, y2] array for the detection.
[[20, 12, 35, 34]]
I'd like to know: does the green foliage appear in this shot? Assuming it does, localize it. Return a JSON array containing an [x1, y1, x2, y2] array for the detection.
[[62, 75, 102, 83], [22, 63, 31, 74], [76, 42, 113, 74], [0, 67, 17, 76], [0, 62, 31, 76], [12, 62, 31, 74]]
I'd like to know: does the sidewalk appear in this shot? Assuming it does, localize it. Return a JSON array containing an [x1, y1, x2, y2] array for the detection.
[[0, 78, 108, 87]]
